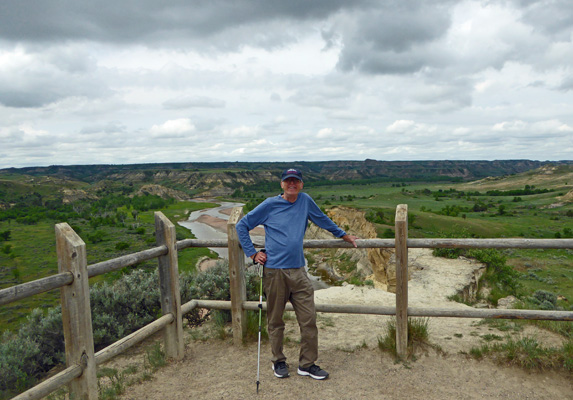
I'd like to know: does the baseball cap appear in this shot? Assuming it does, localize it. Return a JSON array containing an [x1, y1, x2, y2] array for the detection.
[[281, 168, 303, 181]]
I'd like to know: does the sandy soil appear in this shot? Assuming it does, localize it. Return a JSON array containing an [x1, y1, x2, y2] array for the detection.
[[117, 341, 572, 400], [112, 248, 572, 400]]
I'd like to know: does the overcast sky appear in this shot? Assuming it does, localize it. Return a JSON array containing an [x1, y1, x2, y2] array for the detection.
[[1, 0, 572, 169]]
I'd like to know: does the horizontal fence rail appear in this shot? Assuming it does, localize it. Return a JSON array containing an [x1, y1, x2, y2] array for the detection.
[[4, 205, 573, 400], [187, 299, 573, 321], [177, 237, 573, 250], [3, 239, 572, 308], [88, 245, 168, 278], [0, 272, 74, 306]]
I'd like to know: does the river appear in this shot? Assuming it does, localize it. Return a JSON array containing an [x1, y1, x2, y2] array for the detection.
[[178, 201, 244, 259]]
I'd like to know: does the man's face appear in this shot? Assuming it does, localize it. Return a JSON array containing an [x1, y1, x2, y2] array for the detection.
[[281, 177, 303, 196]]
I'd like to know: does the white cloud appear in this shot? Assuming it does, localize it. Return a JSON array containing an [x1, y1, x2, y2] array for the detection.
[[0, 0, 572, 168], [150, 119, 196, 138]]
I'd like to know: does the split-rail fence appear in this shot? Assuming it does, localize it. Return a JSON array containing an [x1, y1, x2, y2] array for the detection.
[[1, 204, 572, 400]]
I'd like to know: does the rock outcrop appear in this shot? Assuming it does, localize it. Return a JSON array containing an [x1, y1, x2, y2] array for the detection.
[[305, 206, 399, 292], [136, 184, 192, 201]]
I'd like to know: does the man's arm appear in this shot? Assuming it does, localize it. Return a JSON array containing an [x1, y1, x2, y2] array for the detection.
[[235, 200, 269, 260], [306, 195, 359, 247]]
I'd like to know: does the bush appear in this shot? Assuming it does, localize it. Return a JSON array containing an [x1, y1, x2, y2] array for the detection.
[[90, 269, 163, 347], [0, 230, 11, 241], [433, 247, 462, 259], [531, 290, 557, 310], [188, 259, 260, 323], [0, 260, 260, 396], [0, 307, 64, 397], [432, 232, 519, 299], [115, 241, 130, 251], [87, 230, 107, 244], [468, 248, 519, 296], [1, 244, 11, 254]]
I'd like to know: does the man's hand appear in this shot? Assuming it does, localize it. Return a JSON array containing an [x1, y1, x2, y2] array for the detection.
[[251, 250, 267, 265], [342, 234, 359, 248]]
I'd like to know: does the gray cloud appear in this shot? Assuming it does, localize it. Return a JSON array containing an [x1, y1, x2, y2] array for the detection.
[[0, 0, 368, 49], [0, 45, 110, 108], [516, 0, 573, 39], [0, 0, 572, 168], [337, 3, 453, 75]]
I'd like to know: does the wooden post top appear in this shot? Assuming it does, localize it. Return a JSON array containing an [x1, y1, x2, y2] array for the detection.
[[395, 204, 408, 222]]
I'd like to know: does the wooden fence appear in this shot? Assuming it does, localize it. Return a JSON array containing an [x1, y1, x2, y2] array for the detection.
[[1, 205, 572, 399]]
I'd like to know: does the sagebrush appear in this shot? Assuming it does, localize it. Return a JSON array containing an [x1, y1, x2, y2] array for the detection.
[[0, 259, 259, 399]]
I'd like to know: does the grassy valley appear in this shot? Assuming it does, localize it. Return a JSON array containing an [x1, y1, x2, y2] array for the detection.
[[1, 160, 572, 331]]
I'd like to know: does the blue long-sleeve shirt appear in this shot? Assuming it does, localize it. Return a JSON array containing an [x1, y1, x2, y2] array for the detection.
[[235, 192, 346, 269]]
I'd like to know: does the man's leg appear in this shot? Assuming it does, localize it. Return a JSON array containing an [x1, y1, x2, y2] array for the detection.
[[288, 267, 318, 368], [263, 268, 289, 365]]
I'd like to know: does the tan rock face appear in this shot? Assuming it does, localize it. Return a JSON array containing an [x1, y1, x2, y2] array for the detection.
[[136, 184, 191, 201], [305, 206, 396, 291]]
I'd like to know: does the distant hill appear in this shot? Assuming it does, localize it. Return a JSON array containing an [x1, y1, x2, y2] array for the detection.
[[458, 163, 573, 191], [1, 160, 572, 200], [3, 159, 569, 184]]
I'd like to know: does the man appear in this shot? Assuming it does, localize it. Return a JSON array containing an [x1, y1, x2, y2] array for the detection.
[[236, 168, 358, 380]]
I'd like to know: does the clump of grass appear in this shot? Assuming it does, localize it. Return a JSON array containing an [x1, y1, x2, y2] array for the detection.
[[144, 342, 166, 371], [211, 310, 230, 340], [97, 367, 126, 400], [481, 334, 503, 342], [469, 335, 573, 372], [377, 317, 435, 360], [244, 310, 268, 343]]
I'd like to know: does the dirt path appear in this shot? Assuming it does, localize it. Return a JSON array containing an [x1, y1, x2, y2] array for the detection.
[[115, 338, 572, 400], [113, 249, 572, 399]]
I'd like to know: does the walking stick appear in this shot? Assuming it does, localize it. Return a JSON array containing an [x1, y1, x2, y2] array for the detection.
[[255, 250, 265, 394]]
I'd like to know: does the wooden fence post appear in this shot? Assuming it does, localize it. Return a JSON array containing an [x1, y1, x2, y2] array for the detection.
[[155, 212, 184, 360], [395, 204, 409, 359], [227, 206, 247, 344], [55, 223, 97, 400]]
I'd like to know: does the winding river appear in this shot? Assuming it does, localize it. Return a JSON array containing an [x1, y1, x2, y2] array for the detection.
[[178, 201, 244, 259]]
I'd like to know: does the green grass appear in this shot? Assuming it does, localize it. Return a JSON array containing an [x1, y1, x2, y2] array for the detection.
[[506, 249, 573, 310], [304, 180, 572, 239], [468, 318, 573, 372], [0, 201, 218, 333], [377, 317, 435, 360], [469, 335, 573, 372]]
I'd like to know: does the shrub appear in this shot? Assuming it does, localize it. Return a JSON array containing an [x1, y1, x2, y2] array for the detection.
[[188, 259, 260, 323], [1, 244, 11, 254], [0, 260, 260, 396], [382, 228, 394, 238], [468, 248, 519, 296], [0, 307, 64, 397], [90, 269, 163, 347], [115, 241, 130, 251], [0, 230, 11, 241], [433, 247, 462, 259], [531, 290, 557, 310], [87, 230, 107, 244]]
